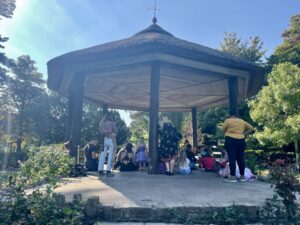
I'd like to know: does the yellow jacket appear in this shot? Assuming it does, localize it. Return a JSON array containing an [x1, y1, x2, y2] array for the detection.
[[222, 117, 253, 139]]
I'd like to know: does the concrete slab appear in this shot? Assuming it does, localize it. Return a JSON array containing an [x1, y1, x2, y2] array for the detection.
[[55, 170, 274, 208]]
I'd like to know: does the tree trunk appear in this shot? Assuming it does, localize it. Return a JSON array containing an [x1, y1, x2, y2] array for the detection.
[[16, 138, 22, 152], [295, 140, 299, 173]]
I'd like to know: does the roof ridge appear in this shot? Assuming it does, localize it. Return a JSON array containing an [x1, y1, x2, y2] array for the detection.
[[134, 23, 173, 37]]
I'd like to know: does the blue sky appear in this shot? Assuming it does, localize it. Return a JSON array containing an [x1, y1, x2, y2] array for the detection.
[[1, 0, 300, 124]]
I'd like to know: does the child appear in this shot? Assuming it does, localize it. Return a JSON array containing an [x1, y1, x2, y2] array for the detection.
[[135, 137, 147, 171], [185, 144, 197, 170], [178, 150, 191, 175]]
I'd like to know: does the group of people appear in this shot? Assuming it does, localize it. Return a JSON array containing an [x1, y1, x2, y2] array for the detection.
[[84, 112, 148, 177], [84, 111, 255, 183]]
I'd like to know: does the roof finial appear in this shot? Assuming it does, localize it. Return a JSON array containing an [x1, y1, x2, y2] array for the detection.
[[149, 0, 159, 24]]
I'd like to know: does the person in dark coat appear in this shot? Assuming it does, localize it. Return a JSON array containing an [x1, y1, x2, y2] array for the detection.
[[185, 144, 197, 170], [84, 140, 99, 171], [159, 122, 182, 175]]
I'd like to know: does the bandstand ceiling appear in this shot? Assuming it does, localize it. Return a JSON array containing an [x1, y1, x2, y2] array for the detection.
[[47, 22, 264, 112]]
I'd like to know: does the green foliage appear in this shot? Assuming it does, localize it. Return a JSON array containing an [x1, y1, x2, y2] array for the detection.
[[220, 32, 266, 63], [1, 55, 45, 151], [245, 149, 267, 173], [268, 15, 300, 68], [129, 111, 149, 143], [19, 145, 73, 186], [210, 205, 247, 225], [260, 167, 300, 224], [197, 106, 228, 136], [0, 145, 84, 225], [270, 167, 299, 220], [249, 63, 300, 147], [0, 182, 84, 225], [113, 110, 131, 146]]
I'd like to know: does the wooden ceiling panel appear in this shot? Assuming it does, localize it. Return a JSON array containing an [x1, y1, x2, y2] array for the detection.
[[82, 63, 246, 111]]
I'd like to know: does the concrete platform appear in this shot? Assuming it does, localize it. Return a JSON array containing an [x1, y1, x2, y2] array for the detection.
[[55, 170, 274, 207]]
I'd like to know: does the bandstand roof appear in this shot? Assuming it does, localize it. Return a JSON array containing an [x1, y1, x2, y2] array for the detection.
[[47, 21, 264, 112]]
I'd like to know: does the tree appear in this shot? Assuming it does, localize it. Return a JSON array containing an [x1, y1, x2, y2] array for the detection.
[[113, 111, 131, 146], [8, 55, 45, 151], [249, 63, 300, 170], [268, 15, 300, 68], [129, 111, 149, 144], [0, 0, 16, 82], [0, 0, 16, 19], [29, 92, 68, 146], [220, 32, 266, 64]]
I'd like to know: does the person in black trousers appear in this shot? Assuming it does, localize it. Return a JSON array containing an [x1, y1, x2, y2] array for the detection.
[[222, 115, 253, 182]]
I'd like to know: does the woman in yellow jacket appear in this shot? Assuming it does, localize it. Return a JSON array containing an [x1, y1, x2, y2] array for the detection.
[[222, 115, 253, 182]]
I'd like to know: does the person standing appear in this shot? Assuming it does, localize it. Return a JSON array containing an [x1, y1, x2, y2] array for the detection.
[[222, 114, 253, 182], [98, 112, 117, 177], [159, 122, 182, 175]]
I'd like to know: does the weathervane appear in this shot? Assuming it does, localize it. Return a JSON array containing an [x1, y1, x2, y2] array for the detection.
[[149, 0, 160, 24]]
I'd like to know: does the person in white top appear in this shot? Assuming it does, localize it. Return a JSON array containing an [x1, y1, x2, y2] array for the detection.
[[178, 150, 191, 175], [98, 112, 117, 177]]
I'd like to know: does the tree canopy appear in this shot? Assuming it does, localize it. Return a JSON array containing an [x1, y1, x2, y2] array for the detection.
[[268, 15, 300, 68], [249, 63, 300, 147], [249, 62, 300, 168], [0, 0, 16, 19], [220, 32, 266, 64]]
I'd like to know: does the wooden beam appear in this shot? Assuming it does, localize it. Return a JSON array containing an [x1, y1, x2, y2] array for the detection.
[[66, 91, 75, 141], [192, 107, 197, 148], [148, 61, 160, 174], [228, 77, 238, 116], [69, 73, 85, 157]]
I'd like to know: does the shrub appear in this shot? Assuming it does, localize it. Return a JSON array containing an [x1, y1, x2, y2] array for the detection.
[[0, 184, 84, 225], [245, 149, 266, 173], [20, 145, 73, 186], [260, 166, 300, 224], [0, 145, 84, 225]]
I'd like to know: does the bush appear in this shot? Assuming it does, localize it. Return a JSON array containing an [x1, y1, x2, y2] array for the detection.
[[245, 149, 267, 173], [20, 145, 73, 186], [260, 167, 300, 224], [0, 184, 84, 225], [0, 145, 84, 225]]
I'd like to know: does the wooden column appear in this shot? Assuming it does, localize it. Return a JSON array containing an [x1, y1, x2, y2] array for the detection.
[[148, 61, 160, 174], [69, 73, 85, 157], [66, 92, 75, 141], [228, 77, 238, 116], [192, 107, 197, 148]]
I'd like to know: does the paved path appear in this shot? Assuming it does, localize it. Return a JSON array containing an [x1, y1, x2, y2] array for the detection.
[[55, 170, 274, 208]]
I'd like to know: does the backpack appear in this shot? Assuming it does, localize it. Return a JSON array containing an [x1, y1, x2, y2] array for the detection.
[[70, 164, 86, 177]]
